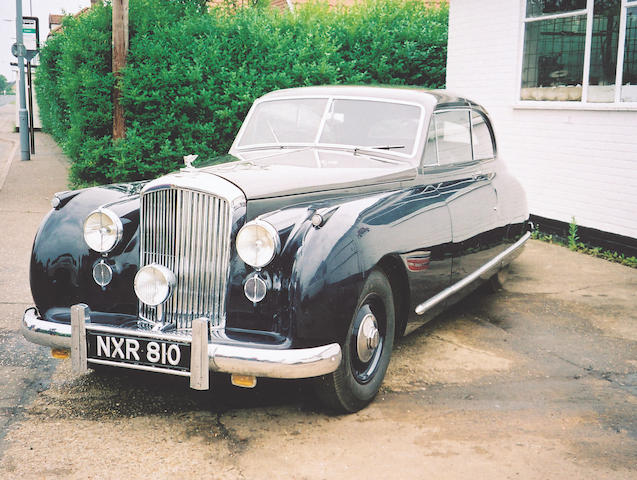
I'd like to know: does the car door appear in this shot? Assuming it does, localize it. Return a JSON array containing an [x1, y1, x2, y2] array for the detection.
[[427, 108, 502, 283]]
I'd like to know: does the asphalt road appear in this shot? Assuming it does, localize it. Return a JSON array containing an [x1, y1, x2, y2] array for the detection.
[[0, 96, 15, 108]]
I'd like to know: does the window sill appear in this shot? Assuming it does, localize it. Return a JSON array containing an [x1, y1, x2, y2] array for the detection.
[[514, 101, 637, 112]]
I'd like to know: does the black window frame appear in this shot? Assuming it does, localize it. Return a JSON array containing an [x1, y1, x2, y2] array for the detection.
[[520, 0, 637, 105]]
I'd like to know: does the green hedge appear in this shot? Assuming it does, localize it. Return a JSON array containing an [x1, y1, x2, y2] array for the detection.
[[36, 0, 448, 185]]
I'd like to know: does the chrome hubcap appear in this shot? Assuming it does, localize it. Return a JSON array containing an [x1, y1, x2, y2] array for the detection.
[[356, 313, 380, 363]]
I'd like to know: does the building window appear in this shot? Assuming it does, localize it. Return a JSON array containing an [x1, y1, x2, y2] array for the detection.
[[521, 0, 637, 103]]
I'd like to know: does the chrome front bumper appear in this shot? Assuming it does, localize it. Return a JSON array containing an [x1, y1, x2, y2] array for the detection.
[[22, 306, 342, 390]]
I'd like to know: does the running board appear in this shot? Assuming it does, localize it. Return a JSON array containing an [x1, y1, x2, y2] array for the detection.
[[415, 232, 530, 315]]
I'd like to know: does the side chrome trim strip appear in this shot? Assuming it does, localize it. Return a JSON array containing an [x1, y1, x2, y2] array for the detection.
[[415, 232, 531, 315]]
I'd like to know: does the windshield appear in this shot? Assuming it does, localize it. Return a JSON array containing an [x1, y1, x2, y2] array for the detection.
[[237, 97, 423, 158]]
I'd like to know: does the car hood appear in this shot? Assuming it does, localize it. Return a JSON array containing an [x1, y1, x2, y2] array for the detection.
[[200, 148, 417, 200]]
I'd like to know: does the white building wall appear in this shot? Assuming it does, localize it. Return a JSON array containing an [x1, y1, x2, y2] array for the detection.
[[446, 0, 637, 240]]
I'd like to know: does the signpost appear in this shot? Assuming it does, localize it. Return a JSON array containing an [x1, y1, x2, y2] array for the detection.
[[23, 17, 39, 155], [22, 17, 40, 52], [13, 0, 30, 161], [12, 15, 40, 156]]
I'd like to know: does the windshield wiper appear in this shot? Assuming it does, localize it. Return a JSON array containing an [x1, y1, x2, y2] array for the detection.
[[353, 145, 405, 154], [369, 145, 405, 150]]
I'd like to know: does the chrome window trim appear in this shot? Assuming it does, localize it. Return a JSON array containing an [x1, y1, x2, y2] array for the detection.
[[233, 95, 427, 161], [420, 107, 497, 170], [470, 110, 497, 161], [428, 108, 473, 167]]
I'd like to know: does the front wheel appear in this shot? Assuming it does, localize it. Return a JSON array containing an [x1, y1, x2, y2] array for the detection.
[[315, 269, 395, 413]]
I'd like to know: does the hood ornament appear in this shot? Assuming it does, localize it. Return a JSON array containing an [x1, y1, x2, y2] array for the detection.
[[183, 154, 198, 170]]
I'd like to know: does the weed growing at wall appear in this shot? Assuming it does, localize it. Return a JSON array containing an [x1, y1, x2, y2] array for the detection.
[[531, 219, 637, 268], [36, 0, 449, 185]]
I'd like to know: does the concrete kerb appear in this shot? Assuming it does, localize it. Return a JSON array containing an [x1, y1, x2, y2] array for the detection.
[[0, 102, 19, 192], [0, 140, 18, 191]]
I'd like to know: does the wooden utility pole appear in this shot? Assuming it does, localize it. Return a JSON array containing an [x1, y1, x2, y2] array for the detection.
[[112, 0, 128, 139]]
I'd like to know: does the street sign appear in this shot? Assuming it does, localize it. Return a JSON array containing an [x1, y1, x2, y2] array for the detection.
[[11, 43, 26, 58], [22, 16, 39, 52]]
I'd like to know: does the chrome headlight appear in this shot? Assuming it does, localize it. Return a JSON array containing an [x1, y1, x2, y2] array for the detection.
[[134, 264, 176, 306], [83, 208, 123, 253], [236, 220, 280, 268]]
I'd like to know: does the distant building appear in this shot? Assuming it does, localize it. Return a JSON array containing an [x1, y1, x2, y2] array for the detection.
[[49, 14, 65, 30], [48, 9, 90, 37]]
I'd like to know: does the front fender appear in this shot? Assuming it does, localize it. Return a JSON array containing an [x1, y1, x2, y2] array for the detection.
[[249, 193, 401, 347], [30, 184, 144, 316]]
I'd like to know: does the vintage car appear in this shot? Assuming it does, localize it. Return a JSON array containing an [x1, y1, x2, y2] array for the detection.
[[22, 86, 529, 412]]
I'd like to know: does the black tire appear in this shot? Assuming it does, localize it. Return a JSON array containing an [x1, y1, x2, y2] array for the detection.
[[315, 269, 395, 413]]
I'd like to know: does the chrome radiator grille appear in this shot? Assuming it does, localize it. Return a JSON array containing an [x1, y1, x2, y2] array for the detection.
[[139, 187, 232, 330]]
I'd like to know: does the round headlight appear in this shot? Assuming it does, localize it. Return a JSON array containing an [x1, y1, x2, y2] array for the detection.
[[134, 264, 176, 307], [83, 209, 123, 253], [236, 220, 280, 268]]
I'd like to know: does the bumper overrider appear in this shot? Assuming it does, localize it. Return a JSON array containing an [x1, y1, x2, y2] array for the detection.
[[22, 305, 342, 390]]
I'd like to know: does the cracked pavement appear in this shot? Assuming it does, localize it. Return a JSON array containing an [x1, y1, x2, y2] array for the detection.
[[0, 240, 635, 479], [0, 107, 635, 478]]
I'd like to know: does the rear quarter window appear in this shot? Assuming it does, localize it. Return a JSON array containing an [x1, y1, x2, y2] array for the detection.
[[434, 110, 473, 165], [422, 108, 496, 167]]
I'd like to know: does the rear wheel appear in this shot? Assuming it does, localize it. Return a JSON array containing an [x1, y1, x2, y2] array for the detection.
[[315, 269, 395, 413], [488, 265, 510, 292]]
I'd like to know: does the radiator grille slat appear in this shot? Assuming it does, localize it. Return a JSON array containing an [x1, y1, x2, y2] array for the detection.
[[139, 187, 231, 330]]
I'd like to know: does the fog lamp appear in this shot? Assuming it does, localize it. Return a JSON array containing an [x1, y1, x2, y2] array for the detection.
[[134, 264, 176, 306], [93, 260, 113, 287], [244, 273, 268, 304]]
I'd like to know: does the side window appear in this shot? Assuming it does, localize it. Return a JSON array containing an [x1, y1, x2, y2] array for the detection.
[[471, 111, 495, 160], [435, 110, 472, 165]]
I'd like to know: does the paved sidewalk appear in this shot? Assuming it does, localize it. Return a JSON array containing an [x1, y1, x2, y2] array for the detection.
[[0, 101, 69, 453]]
